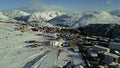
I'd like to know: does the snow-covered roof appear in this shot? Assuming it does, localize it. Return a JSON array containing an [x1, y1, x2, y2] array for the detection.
[[109, 42, 120, 51], [88, 50, 98, 57], [110, 62, 120, 68], [104, 52, 119, 58], [94, 45, 110, 50]]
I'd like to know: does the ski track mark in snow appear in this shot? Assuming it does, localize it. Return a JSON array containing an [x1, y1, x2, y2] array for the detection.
[[22, 50, 50, 68], [32, 54, 48, 68]]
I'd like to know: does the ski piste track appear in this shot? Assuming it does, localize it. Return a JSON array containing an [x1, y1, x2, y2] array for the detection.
[[22, 47, 85, 68], [23, 50, 50, 68]]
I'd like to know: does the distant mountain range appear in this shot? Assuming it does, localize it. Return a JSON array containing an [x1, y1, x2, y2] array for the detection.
[[110, 9, 120, 17], [1, 9, 120, 27], [78, 24, 120, 39], [0, 9, 120, 38], [0, 11, 9, 20]]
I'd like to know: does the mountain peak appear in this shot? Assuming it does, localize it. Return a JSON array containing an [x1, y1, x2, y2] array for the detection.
[[28, 11, 65, 22], [71, 11, 120, 28], [110, 9, 120, 17], [5, 10, 30, 18], [0, 11, 9, 20]]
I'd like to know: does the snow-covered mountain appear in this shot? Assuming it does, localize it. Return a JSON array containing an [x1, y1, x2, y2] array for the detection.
[[28, 11, 64, 22], [48, 11, 120, 28], [71, 11, 120, 28], [5, 10, 30, 21], [1, 9, 120, 29], [0, 12, 9, 20], [0, 9, 120, 38], [48, 13, 82, 26], [78, 24, 120, 39], [110, 9, 120, 17], [30, 19, 53, 27]]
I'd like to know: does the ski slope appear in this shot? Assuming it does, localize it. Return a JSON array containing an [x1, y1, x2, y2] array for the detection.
[[0, 22, 85, 68]]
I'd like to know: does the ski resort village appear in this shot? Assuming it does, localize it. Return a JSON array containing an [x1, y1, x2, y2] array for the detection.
[[0, 9, 120, 68]]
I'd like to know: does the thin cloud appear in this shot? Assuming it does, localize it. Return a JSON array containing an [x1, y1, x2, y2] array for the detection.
[[106, 0, 112, 5], [28, 0, 66, 11]]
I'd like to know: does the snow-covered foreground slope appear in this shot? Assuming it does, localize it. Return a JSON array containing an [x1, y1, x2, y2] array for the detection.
[[0, 22, 84, 68], [0, 22, 46, 68], [29, 48, 85, 68]]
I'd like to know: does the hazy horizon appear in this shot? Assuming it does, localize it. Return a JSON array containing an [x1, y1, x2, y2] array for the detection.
[[0, 0, 120, 11]]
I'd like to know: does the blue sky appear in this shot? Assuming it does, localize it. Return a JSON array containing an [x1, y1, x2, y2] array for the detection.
[[0, 0, 120, 11]]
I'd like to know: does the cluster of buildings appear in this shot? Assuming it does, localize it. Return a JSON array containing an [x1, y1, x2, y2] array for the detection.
[[16, 22, 120, 68], [87, 42, 120, 68]]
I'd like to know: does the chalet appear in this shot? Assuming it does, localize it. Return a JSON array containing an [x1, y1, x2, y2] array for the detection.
[[92, 45, 110, 53], [103, 52, 120, 64], [114, 51, 120, 56], [85, 36, 97, 41]]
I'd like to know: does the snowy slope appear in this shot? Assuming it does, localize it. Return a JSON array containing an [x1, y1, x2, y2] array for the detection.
[[71, 11, 120, 28], [28, 11, 64, 22], [48, 11, 120, 28], [30, 48, 85, 68], [30, 21, 53, 27], [49, 13, 82, 26], [0, 22, 84, 68], [3, 9, 120, 28], [110, 9, 120, 17], [5, 10, 30, 21], [0, 22, 47, 68], [0, 12, 9, 20]]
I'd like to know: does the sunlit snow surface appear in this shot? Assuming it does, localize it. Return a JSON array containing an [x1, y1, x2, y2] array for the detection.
[[0, 22, 85, 68]]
